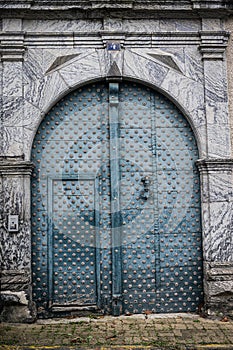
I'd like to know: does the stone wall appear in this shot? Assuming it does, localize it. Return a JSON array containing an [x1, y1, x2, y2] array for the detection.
[[0, 0, 233, 321]]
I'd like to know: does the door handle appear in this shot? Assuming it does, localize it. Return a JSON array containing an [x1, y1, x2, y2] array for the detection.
[[140, 176, 150, 200]]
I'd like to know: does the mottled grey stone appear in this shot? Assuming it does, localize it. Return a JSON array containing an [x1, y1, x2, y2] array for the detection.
[[1, 270, 31, 290], [2, 18, 22, 31], [0, 305, 35, 323], [23, 19, 103, 32], [147, 52, 183, 74], [1, 291, 28, 305], [203, 262, 233, 316], [1, 293, 20, 304], [107, 61, 122, 77], [46, 53, 80, 74], [2, 62, 23, 97], [206, 263, 233, 281], [58, 50, 103, 89]]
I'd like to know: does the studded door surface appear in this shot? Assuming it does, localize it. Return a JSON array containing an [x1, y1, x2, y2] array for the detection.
[[31, 81, 203, 316]]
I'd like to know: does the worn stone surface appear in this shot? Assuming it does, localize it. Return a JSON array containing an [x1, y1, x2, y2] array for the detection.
[[226, 16, 233, 155], [1, 315, 233, 348], [1, 291, 28, 305], [1, 270, 30, 291], [0, 305, 33, 323]]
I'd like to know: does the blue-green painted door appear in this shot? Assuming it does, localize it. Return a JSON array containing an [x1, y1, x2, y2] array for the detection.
[[31, 81, 203, 316]]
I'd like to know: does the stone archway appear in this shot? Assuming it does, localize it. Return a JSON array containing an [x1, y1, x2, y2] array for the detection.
[[31, 80, 203, 317]]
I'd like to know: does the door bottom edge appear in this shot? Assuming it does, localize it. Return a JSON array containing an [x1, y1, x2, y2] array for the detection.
[[51, 305, 98, 312]]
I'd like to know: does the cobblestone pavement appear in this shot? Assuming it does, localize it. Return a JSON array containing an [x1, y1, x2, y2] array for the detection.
[[0, 314, 233, 350]]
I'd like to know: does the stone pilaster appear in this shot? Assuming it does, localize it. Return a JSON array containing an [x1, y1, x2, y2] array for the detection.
[[198, 24, 233, 316], [199, 29, 230, 158], [197, 158, 233, 316], [1, 21, 26, 158], [0, 160, 36, 322]]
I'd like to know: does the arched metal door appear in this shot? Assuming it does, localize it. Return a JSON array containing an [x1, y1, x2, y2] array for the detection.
[[31, 81, 203, 316]]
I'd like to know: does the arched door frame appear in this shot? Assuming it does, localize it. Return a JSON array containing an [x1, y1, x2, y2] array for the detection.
[[27, 48, 232, 316], [30, 80, 204, 316]]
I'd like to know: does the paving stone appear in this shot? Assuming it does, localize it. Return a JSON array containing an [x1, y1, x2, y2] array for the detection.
[[0, 315, 233, 349]]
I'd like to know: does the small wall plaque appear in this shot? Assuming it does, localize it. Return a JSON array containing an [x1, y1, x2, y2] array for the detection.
[[107, 42, 121, 51], [8, 215, 19, 232]]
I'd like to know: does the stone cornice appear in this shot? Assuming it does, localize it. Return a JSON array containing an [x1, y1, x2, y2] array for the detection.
[[0, 0, 195, 11], [199, 31, 230, 60], [0, 31, 200, 50], [191, 0, 229, 9], [0, 160, 34, 176], [0, 0, 232, 19], [0, 33, 26, 61], [1, 30, 229, 50], [196, 158, 233, 173]]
